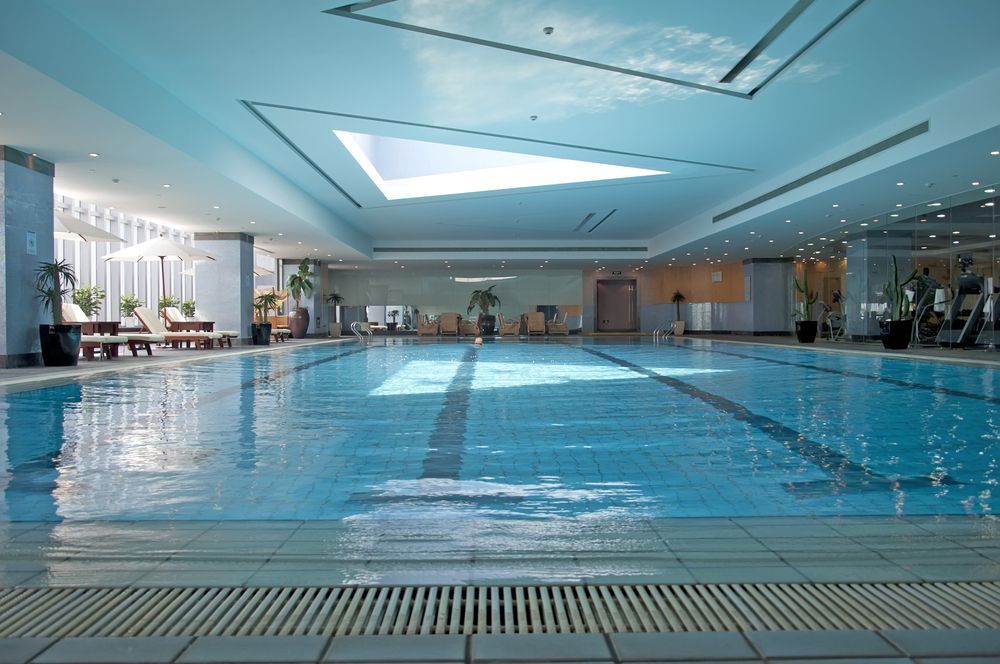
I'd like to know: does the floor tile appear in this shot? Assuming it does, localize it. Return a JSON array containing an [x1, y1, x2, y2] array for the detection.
[[135, 570, 254, 586], [324, 635, 465, 662], [611, 632, 758, 661], [0, 638, 55, 664], [0, 571, 40, 586], [687, 565, 808, 583], [32, 636, 190, 663], [900, 564, 1000, 582], [746, 630, 901, 659], [881, 628, 1000, 657], [471, 633, 611, 662], [178, 635, 328, 663], [793, 564, 921, 582]]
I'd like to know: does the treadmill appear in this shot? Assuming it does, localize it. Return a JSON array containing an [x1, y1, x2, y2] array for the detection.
[[937, 268, 986, 348], [975, 292, 1000, 347]]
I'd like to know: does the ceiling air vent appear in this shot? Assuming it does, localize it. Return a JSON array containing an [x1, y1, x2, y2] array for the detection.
[[713, 120, 929, 223]]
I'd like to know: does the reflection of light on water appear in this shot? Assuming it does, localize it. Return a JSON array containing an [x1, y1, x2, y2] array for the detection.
[[370, 361, 461, 396], [373, 478, 640, 502]]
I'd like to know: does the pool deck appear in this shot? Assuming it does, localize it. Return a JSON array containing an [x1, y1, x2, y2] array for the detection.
[[1, 336, 999, 662]]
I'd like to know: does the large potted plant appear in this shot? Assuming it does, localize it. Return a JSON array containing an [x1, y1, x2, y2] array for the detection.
[[181, 299, 197, 320], [386, 309, 399, 332], [468, 285, 501, 335], [286, 258, 315, 338], [252, 290, 278, 345], [671, 290, 686, 335], [880, 255, 918, 350], [792, 269, 818, 343], [71, 285, 106, 320], [326, 292, 344, 337], [34, 260, 82, 366], [120, 294, 142, 327]]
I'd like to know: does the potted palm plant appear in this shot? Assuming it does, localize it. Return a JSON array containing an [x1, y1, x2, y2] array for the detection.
[[880, 255, 918, 350], [71, 285, 106, 319], [326, 292, 344, 337], [34, 260, 82, 366], [120, 294, 142, 327], [671, 290, 686, 335], [792, 269, 818, 343], [468, 285, 501, 335], [286, 258, 315, 338], [252, 290, 278, 345]]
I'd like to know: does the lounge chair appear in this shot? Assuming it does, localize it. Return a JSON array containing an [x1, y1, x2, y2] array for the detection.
[[546, 311, 569, 335], [418, 315, 439, 336], [438, 312, 460, 335], [523, 311, 546, 336], [267, 315, 293, 342], [135, 306, 222, 349], [62, 303, 164, 357], [497, 312, 520, 336], [459, 316, 480, 336], [163, 307, 238, 347]]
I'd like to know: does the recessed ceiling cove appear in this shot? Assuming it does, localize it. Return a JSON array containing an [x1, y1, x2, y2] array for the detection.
[[244, 101, 752, 209]]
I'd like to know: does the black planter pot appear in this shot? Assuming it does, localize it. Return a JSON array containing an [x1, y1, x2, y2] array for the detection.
[[251, 323, 272, 345], [479, 314, 496, 336], [39, 324, 81, 366], [386, 322, 398, 332], [795, 320, 818, 343], [880, 319, 913, 350], [287, 308, 310, 338]]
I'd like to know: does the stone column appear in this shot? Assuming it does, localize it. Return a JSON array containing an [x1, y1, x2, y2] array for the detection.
[[0, 147, 55, 368], [193, 232, 254, 342], [744, 258, 794, 334]]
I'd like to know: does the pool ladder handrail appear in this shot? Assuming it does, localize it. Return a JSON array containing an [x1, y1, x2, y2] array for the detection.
[[350, 321, 373, 343], [653, 322, 676, 343]]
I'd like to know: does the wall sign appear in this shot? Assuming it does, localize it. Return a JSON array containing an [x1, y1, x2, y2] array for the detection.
[[26, 231, 37, 256]]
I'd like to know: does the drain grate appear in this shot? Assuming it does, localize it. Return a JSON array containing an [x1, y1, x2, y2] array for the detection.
[[0, 583, 998, 638]]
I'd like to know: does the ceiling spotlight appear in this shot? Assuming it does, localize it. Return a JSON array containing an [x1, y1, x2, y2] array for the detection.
[[832, 203, 839, 208], [162, 183, 171, 188], [250, 220, 256, 224], [896, 182, 904, 186], [972, 181, 981, 186], [88, 152, 100, 158], [213, 205, 220, 209], [278, 232, 284, 236], [985, 188, 996, 193], [991, 150, 999, 156], [785, 219, 791, 223]]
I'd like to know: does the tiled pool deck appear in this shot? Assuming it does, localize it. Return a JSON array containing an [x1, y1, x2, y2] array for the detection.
[[2, 337, 999, 661]]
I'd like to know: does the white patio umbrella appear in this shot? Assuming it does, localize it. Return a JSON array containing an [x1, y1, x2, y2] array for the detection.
[[103, 236, 217, 322], [54, 211, 126, 243]]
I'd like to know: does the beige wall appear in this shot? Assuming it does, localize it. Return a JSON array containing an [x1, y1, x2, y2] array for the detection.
[[657, 261, 745, 304]]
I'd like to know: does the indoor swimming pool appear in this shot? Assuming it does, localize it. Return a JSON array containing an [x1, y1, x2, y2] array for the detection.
[[1, 338, 998, 523]]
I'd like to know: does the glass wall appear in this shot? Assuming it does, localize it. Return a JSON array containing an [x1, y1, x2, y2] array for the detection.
[[789, 183, 999, 346]]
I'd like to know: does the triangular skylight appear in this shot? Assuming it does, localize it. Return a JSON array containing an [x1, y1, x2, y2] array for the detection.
[[333, 130, 669, 200]]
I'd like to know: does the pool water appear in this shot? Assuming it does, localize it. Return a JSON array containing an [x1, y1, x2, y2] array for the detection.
[[1, 338, 997, 522]]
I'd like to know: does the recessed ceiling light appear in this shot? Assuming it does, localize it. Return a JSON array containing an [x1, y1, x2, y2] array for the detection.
[[162, 183, 171, 188], [860, 223, 868, 226], [953, 240, 960, 244], [250, 220, 256, 224], [298, 241, 303, 244], [895, 203, 903, 207], [797, 231, 804, 235], [985, 188, 996, 193], [986, 202, 996, 207], [278, 232, 284, 236], [832, 203, 839, 208], [890, 213, 899, 217], [936, 214, 946, 218], [920, 246, 927, 249], [991, 150, 999, 155], [768, 239, 774, 243], [896, 182, 904, 186], [990, 234, 997, 239], [328, 254, 332, 257], [338, 258, 343, 262], [839, 219, 846, 223], [744, 247, 749, 250], [972, 181, 981, 186], [88, 152, 100, 158], [213, 205, 220, 209], [785, 219, 791, 223], [929, 234, 937, 238], [749, 231, 755, 235], [952, 230, 960, 234]]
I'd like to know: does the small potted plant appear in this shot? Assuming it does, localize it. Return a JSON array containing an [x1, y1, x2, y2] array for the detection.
[[880, 255, 918, 350], [386, 309, 399, 332], [286, 258, 315, 338], [120, 294, 142, 327], [71, 285, 106, 320], [467, 285, 501, 335], [181, 299, 197, 320], [159, 294, 180, 312], [34, 260, 82, 366], [252, 290, 278, 345], [792, 269, 818, 343], [671, 290, 686, 335], [326, 292, 344, 337]]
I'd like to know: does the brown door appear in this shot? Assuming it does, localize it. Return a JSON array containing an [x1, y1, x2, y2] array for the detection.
[[596, 279, 637, 331]]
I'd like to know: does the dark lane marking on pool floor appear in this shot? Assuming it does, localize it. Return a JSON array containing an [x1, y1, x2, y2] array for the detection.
[[671, 341, 1000, 406], [420, 346, 478, 480], [580, 346, 959, 491]]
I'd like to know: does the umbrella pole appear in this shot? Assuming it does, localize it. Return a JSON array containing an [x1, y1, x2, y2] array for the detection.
[[160, 256, 167, 324]]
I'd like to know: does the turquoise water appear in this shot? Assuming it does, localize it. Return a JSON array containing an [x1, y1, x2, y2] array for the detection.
[[1, 338, 997, 521]]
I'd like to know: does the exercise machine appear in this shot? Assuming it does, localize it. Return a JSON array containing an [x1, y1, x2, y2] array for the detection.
[[937, 256, 986, 348]]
